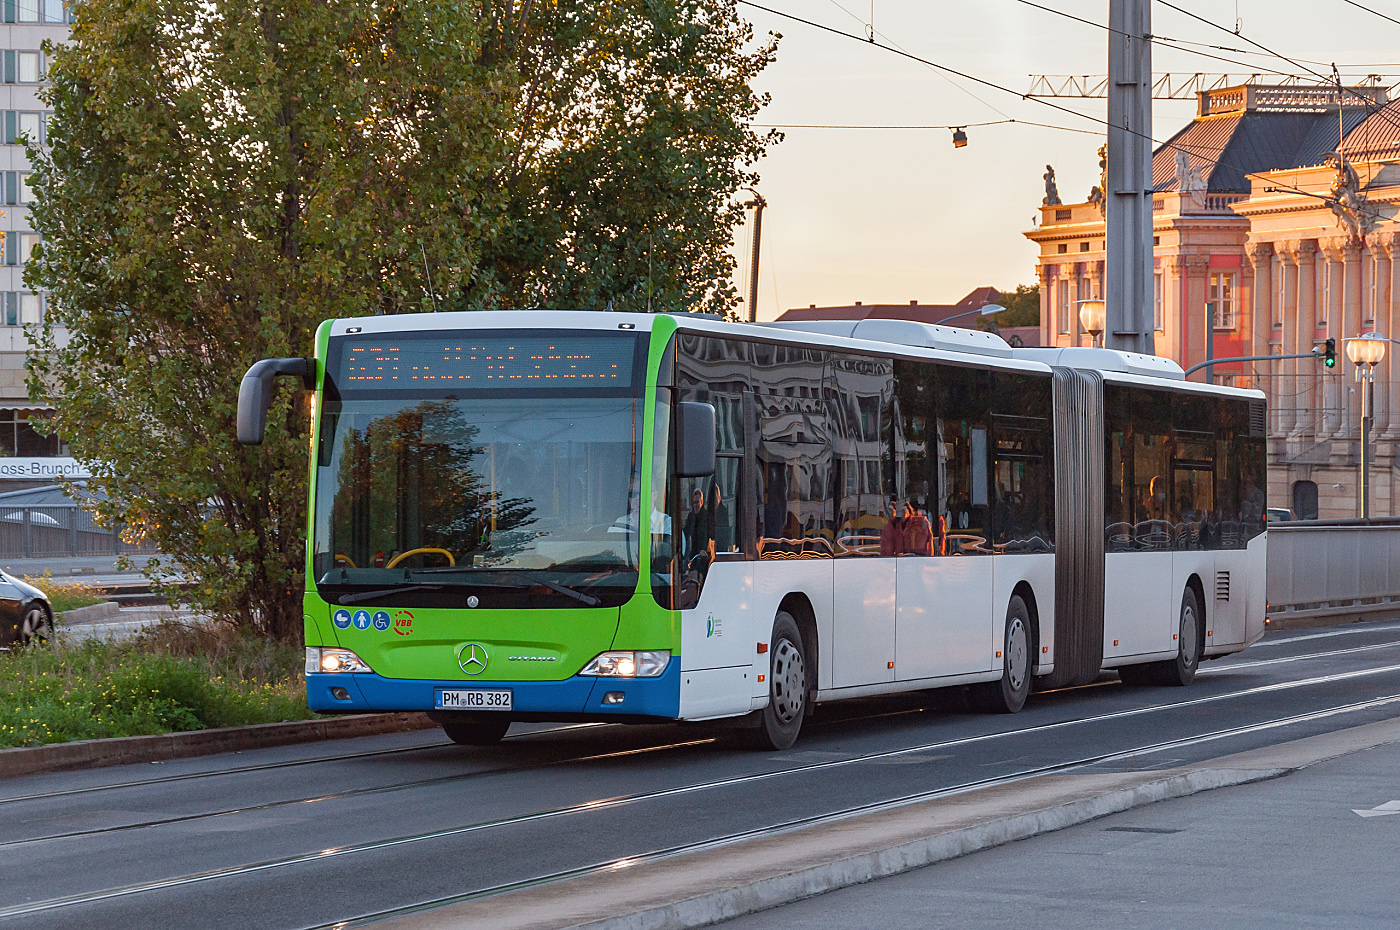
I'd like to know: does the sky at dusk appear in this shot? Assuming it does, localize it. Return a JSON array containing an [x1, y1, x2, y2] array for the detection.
[[732, 0, 1400, 319]]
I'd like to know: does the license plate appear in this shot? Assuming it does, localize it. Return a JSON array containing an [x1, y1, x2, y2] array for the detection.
[[435, 689, 512, 711]]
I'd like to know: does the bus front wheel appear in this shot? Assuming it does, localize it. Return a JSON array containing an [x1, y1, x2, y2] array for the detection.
[[439, 714, 511, 746], [738, 611, 807, 751], [973, 595, 1032, 714]]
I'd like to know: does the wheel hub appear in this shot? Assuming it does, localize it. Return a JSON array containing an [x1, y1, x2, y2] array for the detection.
[[771, 638, 805, 725], [1181, 604, 1198, 668], [1007, 618, 1029, 691]]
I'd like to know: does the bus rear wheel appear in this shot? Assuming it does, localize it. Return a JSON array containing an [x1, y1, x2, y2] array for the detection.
[[737, 611, 807, 751], [1119, 587, 1203, 687], [973, 595, 1032, 714], [438, 714, 511, 746]]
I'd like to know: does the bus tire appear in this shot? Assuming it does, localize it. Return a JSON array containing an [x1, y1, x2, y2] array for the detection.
[[439, 714, 511, 746], [738, 611, 807, 751], [1159, 586, 1203, 686], [973, 595, 1032, 714]]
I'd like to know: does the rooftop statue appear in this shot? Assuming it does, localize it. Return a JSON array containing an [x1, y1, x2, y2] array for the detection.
[[1325, 151, 1374, 241], [1042, 165, 1061, 206], [1174, 148, 1206, 192]]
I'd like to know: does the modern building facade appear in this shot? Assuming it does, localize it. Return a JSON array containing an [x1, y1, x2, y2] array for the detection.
[[1026, 83, 1400, 519], [0, 2, 77, 486]]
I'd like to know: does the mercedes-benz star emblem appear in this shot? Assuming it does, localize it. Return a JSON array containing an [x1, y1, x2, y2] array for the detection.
[[466, 595, 479, 608], [458, 643, 489, 676]]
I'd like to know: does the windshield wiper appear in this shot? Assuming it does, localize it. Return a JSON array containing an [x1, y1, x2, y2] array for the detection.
[[408, 568, 601, 607], [337, 583, 445, 605]]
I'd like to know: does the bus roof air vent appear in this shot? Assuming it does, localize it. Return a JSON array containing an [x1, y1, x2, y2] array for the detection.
[[756, 319, 1014, 359], [1010, 347, 1185, 380]]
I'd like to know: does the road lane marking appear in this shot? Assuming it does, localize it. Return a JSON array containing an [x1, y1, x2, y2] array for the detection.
[[1353, 800, 1400, 818], [5, 664, 1400, 922]]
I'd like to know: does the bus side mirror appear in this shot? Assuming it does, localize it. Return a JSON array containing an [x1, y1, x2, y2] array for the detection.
[[237, 358, 316, 445], [675, 402, 716, 478]]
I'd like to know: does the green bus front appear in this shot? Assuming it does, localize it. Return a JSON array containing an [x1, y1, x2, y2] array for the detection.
[[301, 313, 684, 721]]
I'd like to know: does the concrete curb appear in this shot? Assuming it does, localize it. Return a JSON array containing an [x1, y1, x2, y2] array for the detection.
[[0, 712, 437, 780], [378, 714, 1400, 930], [56, 601, 120, 624], [570, 768, 1282, 930]]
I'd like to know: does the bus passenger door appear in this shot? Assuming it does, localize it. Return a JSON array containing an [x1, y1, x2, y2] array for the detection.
[[833, 559, 895, 686]]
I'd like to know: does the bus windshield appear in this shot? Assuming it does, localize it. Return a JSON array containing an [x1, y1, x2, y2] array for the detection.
[[312, 330, 647, 607]]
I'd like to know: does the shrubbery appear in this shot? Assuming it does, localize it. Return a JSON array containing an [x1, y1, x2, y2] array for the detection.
[[0, 623, 312, 748]]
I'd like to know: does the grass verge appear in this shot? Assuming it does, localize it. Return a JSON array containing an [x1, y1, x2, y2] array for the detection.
[[0, 622, 313, 748], [21, 571, 106, 613]]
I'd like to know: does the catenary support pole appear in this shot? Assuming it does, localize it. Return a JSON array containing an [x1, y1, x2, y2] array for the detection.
[[1105, 0, 1155, 354], [747, 195, 766, 324]]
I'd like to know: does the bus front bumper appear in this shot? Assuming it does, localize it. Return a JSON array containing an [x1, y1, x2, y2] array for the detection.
[[306, 660, 680, 720]]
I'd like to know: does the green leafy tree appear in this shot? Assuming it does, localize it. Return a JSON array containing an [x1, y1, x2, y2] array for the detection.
[[994, 284, 1042, 328], [26, 0, 778, 639]]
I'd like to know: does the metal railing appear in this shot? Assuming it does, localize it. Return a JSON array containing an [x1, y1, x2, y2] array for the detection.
[[1267, 519, 1400, 624], [0, 505, 159, 559]]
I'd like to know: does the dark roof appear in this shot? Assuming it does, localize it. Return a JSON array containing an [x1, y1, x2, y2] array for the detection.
[[1153, 109, 1370, 193], [1340, 98, 1400, 161], [778, 287, 1002, 325]]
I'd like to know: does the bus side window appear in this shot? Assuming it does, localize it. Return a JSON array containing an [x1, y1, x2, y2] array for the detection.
[[935, 364, 992, 555], [831, 353, 893, 557]]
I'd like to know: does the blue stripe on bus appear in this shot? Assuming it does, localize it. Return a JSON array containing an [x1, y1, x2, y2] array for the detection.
[[306, 659, 681, 719]]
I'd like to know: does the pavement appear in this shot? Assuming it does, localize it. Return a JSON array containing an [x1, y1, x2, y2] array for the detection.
[[722, 727, 1400, 930], [4, 618, 1400, 930], [374, 718, 1400, 930]]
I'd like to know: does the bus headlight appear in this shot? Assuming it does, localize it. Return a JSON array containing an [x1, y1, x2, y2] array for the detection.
[[306, 647, 373, 674], [579, 650, 670, 678]]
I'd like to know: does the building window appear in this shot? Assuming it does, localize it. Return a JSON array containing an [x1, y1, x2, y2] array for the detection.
[[1055, 209, 1071, 221], [5, 0, 64, 23], [1318, 255, 1329, 326], [1291, 480, 1318, 520], [17, 52, 41, 84], [0, 408, 65, 457], [1079, 241, 1091, 252], [18, 234, 39, 264], [0, 291, 39, 326], [1367, 252, 1378, 324], [1153, 272, 1163, 331], [1057, 243, 1067, 254], [1057, 279, 1070, 335], [1209, 271, 1237, 329]]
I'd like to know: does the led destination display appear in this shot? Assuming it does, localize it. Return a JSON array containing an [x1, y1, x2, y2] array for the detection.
[[335, 332, 639, 390]]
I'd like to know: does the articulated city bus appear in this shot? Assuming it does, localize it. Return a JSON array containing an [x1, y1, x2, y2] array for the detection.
[[238, 311, 1268, 750]]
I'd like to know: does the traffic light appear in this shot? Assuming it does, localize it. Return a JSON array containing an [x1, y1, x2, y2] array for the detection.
[[1324, 337, 1336, 368]]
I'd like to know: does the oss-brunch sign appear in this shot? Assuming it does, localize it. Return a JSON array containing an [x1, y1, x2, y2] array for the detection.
[[0, 458, 92, 481]]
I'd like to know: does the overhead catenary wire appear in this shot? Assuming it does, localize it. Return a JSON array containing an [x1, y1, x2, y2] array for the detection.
[[735, 0, 1340, 203], [1337, 0, 1400, 29], [750, 118, 1105, 137]]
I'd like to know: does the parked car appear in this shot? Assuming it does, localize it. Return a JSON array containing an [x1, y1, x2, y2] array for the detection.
[[1266, 507, 1295, 524], [0, 571, 52, 646]]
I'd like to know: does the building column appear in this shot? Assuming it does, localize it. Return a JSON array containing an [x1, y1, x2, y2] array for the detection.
[[1318, 239, 1345, 437], [1037, 263, 1053, 349], [1384, 236, 1400, 440], [1294, 240, 1319, 437], [1341, 241, 1364, 440], [1176, 254, 1210, 376], [1245, 241, 1274, 391]]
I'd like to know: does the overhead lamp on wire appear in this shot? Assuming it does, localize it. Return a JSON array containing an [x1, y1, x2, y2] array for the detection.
[[951, 127, 968, 148]]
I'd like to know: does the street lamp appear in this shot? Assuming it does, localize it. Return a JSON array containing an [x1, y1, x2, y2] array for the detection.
[[1078, 299, 1106, 348], [938, 303, 1004, 328], [1345, 332, 1388, 519]]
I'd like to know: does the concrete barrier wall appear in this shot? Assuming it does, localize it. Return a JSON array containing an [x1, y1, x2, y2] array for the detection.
[[1267, 521, 1400, 626]]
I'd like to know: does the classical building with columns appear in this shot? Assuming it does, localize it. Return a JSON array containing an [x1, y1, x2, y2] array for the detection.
[[1026, 82, 1400, 519]]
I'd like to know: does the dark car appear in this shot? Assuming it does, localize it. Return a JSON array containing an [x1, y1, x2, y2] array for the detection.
[[0, 572, 52, 646]]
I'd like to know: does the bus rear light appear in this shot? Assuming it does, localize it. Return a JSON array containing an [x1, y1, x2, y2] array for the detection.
[[307, 647, 372, 674], [579, 650, 670, 678]]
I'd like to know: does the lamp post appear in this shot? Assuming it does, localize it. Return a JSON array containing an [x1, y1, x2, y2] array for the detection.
[[1078, 299, 1106, 348], [1345, 332, 1388, 519], [938, 303, 1004, 328]]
